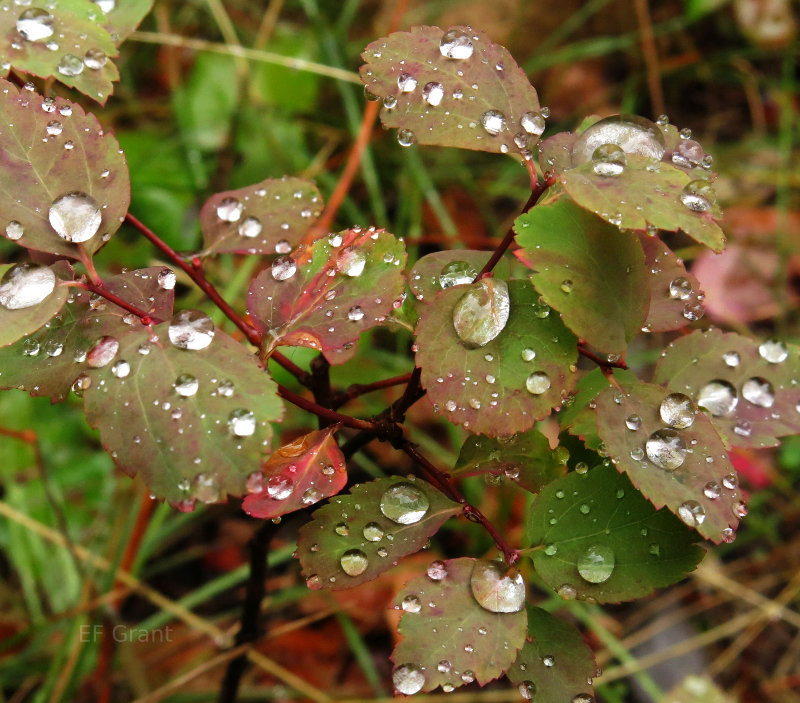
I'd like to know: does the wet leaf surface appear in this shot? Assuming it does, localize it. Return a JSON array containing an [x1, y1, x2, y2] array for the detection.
[[408, 250, 507, 304], [200, 177, 322, 256], [392, 557, 527, 692], [101, 0, 154, 43], [297, 476, 460, 590], [247, 227, 406, 363], [415, 278, 578, 436], [361, 25, 542, 156], [654, 329, 800, 449], [515, 198, 648, 354], [596, 379, 742, 543], [0, 79, 130, 258], [242, 426, 347, 520], [527, 462, 703, 602]]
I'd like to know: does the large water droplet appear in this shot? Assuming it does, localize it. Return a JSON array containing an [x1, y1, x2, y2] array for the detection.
[[380, 483, 430, 524], [401, 594, 421, 613], [347, 305, 364, 322], [758, 339, 788, 364], [0, 264, 55, 310], [57, 54, 84, 76], [591, 144, 627, 176], [672, 139, 704, 169], [48, 192, 102, 243], [452, 279, 509, 348], [520, 111, 546, 136], [228, 408, 256, 436], [439, 260, 477, 288], [525, 371, 551, 395], [271, 256, 297, 281], [174, 373, 199, 397], [422, 81, 444, 107], [216, 197, 243, 222], [645, 428, 687, 470], [427, 560, 447, 580], [703, 480, 721, 499], [111, 359, 130, 378], [238, 216, 262, 238], [363, 522, 384, 541], [340, 549, 368, 576], [83, 48, 107, 70], [168, 310, 215, 350], [336, 247, 367, 277], [697, 380, 738, 416], [660, 392, 695, 429], [625, 414, 641, 431], [573, 115, 665, 164], [722, 351, 740, 367], [267, 475, 293, 500], [439, 27, 474, 59], [669, 277, 692, 300], [397, 128, 416, 147], [741, 377, 774, 408], [393, 663, 425, 695], [397, 72, 417, 92], [519, 681, 536, 700], [481, 110, 506, 136], [680, 180, 715, 212], [577, 544, 616, 583], [678, 500, 706, 527], [157, 268, 176, 290], [5, 221, 24, 241], [16, 8, 54, 42], [469, 559, 525, 613], [86, 335, 119, 368]]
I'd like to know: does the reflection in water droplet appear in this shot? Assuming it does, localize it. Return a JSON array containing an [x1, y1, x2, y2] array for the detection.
[[337, 246, 367, 277], [678, 500, 706, 527], [427, 560, 447, 580], [397, 128, 416, 147], [401, 594, 421, 613], [83, 48, 107, 70], [238, 216, 262, 238], [625, 414, 641, 431], [703, 481, 720, 499], [577, 544, 616, 583], [758, 339, 788, 363], [557, 583, 577, 600], [669, 277, 692, 300], [520, 111, 546, 136], [469, 559, 525, 613], [422, 81, 444, 107], [723, 351, 740, 367], [363, 522, 384, 541], [216, 197, 243, 222], [439, 260, 477, 288], [271, 256, 297, 281], [525, 371, 551, 395], [452, 279, 509, 348], [645, 429, 687, 471], [519, 681, 536, 700], [542, 655, 555, 667], [0, 264, 56, 310], [267, 475, 293, 500], [660, 392, 695, 429], [741, 377, 775, 408], [521, 348, 536, 362], [393, 664, 425, 695], [680, 180, 715, 212], [572, 694, 593, 703], [86, 335, 119, 368], [16, 8, 54, 41], [340, 549, 368, 576], [439, 27, 474, 59], [592, 144, 627, 176], [174, 373, 199, 397], [5, 220, 24, 241], [380, 483, 430, 524], [49, 192, 102, 243], [168, 310, 215, 350], [228, 409, 256, 437], [397, 72, 417, 92], [573, 114, 665, 164], [347, 305, 364, 322], [697, 380, 738, 416], [57, 54, 84, 76], [111, 360, 130, 379], [481, 110, 506, 136], [157, 268, 176, 290]]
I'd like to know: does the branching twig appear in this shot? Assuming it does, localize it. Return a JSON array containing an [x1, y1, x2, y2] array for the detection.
[[72, 281, 154, 325], [277, 385, 377, 433], [331, 371, 413, 409], [578, 343, 629, 370]]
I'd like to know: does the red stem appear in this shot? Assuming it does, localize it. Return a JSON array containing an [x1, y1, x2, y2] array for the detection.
[[73, 281, 154, 325], [277, 385, 377, 433], [333, 372, 413, 408], [577, 343, 628, 370]]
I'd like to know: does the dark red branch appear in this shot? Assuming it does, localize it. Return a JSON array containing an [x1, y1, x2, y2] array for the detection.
[[277, 385, 377, 433], [577, 343, 628, 370], [75, 281, 154, 325], [331, 372, 413, 409]]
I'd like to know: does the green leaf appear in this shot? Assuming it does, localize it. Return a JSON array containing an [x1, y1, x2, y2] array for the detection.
[[561, 155, 725, 252], [200, 177, 322, 256], [297, 476, 460, 591], [0, 263, 70, 347], [0, 267, 174, 401], [242, 427, 347, 520], [639, 234, 704, 332], [409, 250, 508, 305], [595, 379, 742, 543], [0, 0, 120, 103], [415, 278, 578, 436], [361, 25, 543, 156], [538, 132, 578, 176], [526, 462, 704, 602], [247, 227, 407, 363], [101, 0, 154, 43], [654, 329, 800, 448], [391, 557, 528, 693], [514, 198, 648, 354], [0, 79, 130, 259], [507, 607, 597, 703], [83, 322, 283, 508], [453, 430, 567, 494]]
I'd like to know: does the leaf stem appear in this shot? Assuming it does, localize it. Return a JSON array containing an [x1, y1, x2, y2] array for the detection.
[[73, 281, 155, 325], [577, 343, 629, 370], [277, 385, 377, 433], [331, 372, 413, 408]]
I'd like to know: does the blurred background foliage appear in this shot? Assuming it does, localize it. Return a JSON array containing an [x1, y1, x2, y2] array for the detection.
[[1, 0, 799, 701]]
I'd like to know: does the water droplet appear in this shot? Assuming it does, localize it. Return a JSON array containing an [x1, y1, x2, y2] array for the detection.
[[439, 260, 477, 288], [625, 414, 641, 431], [439, 27, 474, 59], [452, 279, 509, 348], [645, 429, 687, 470], [480, 110, 506, 136], [363, 522, 384, 541], [168, 310, 215, 350], [216, 197, 243, 222], [672, 139, 704, 168], [347, 305, 364, 322], [722, 351, 740, 367], [461, 670, 475, 683], [396, 128, 416, 147], [520, 111, 546, 136], [238, 216, 262, 238], [380, 483, 429, 524], [154, 268, 176, 291], [437, 660, 451, 674], [397, 72, 417, 92], [521, 348, 536, 362], [758, 339, 788, 364], [48, 192, 101, 243], [57, 53, 84, 76], [573, 114, 665, 164], [591, 143, 627, 176], [336, 246, 367, 277], [680, 180, 715, 212], [271, 255, 297, 281], [174, 373, 199, 397], [401, 594, 421, 613], [542, 655, 555, 667], [703, 481, 721, 499], [275, 239, 291, 254], [669, 277, 692, 300], [266, 475, 293, 500], [698, 380, 738, 416], [228, 408, 256, 437], [82, 47, 107, 70], [525, 371, 551, 395], [45, 120, 62, 136], [5, 221, 24, 241], [16, 8, 54, 41], [111, 360, 130, 378], [560, 279, 574, 293], [577, 544, 616, 583], [572, 694, 593, 703], [302, 487, 322, 505], [722, 472, 738, 490], [422, 81, 444, 107], [518, 681, 536, 700], [721, 527, 736, 543], [742, 377, 774, 408], [382, 95, 397, 109], [734, 420, 752, 437], [340, 549, 368, 576], [393, 663, 425, 695], [86, 335, 119, 368], [43, 340, 62, 357], [0, 264, 55, 310], [469, 559, 525, 613], [427, 560, 447, 580], [678, 500, 706, 527], [575, 462, 589, 474], [660, 392, 695, 429]]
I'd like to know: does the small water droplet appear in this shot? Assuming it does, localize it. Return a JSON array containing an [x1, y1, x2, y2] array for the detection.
[[267, 475, 293, 500], [678, 500, 706, 527], [645, 428, 687, 470], [340, 549, 368, 576], [520, 110, 546, 137], [401, 594, 421, 612], [168, 310, 215, 350], [439, 27, 474, 59], [703, 481, 721, 499], [111, 359, 130, 378], [480, 110, 506, 136], [542, 655, 555, 667], [577, 544, 615, 583], [336, 246, 367, 277], [422, 81, 444, 106], [86, 335, 119, 368], [271, 256, 297, 281], [437, 660, 451, 674], [439, 260, 478, 288], [758, 339, 788, 363], [362, 522, 384, 541], [393, 663, 425, 695], [347, 305, 364, 322], [174, 373, 199, 397], [557, 583, 577, 600], [397, 72, 417, 92], [625, 414, 641, 431], [427, 560, 447, 580], [741, 377, 774, 408], [560, 279, 574, 293], [57, 53, 84, 76], [380, 483, 429, 524], [518, 681, 536, 699], [238, 216, 262, 238], [722, 351, 740, 367], [228, 408, 256, 437], [157, 268, 176, 290], [216, 197, 243, 222], [521, 348, 536, 362], [669, 277, 692, 300], [591, 143, 627, 176], [452, 279, 509, 348], [5, 220, 24, 241]]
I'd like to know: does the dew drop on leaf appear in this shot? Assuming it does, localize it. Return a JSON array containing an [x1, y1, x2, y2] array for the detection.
[[521, 348, 536, 362], [347, 305, 364, 321], [542, 655, 555, 667], [393, 663, 425, 695], [439, 27, 474, 59], [427, 560, 447, 580], [572, 114, 665, 164], [337, 246, 367, 277], [228, 408, 256, 437], [267, 475, 293, 500], [157, 268, 176, 290], [525, 371, 551, 395], [703, 481, 721, 499], [591, 144, 627, 176], [452, 279, 509, 348], [439, 260, 478, 289], [340, 549, 368, 576], [697, 380, 738, 416], [741, 377, 775, 408], [677, 500, 706, 527], [422, 81, 444, 107], [645, 428, 687, 470], [168, 310, 215, 350], [57, 54, 84, 76], [758, 339, 788, 364], [660, 393, 695, 429], [520, 111, 546, 136], [238, 216, 262, 238], [437, 660, 452, 674], [48, 192, 102, 243], [669, 277, 692, 300], [111, 360, 130, 379], [86, 335, 119, 368], [672, 139, 704, 168], [302, 487, 323, 505], [397, 128, 416, 147], [679, 180, 715, 213], [0, 264, 55, 310], [518, 681, 536, 700], [722, 351, 740, 367], [397, 72, 417, 93], [216, 197, 243, 222], [5, 221, 24, 241], [625, 414, 641, 431], [363, 522, 384, 541], [16, 8, 54, 42], [469, 559, 526, 613], [577, 544, 616, 583], [401, 594, 421, 613], [174, 373, 199, 397], [380, 482, 430, 524], [480, 110, 506, 136], [557, 583, 577, 600], [83, 48, 107, 70], [271, 256, 297, 281], [573, 694, 594, 703]]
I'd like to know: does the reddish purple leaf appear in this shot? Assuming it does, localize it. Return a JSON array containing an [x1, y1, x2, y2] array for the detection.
[[247, 227, 406, 364], [361, 26, 543, 156], [654, 329, 800, 449], [200, 177, 322, 256], [595, 379, 742, 543], [0, 79, 130, 258], [243, 427, 347, 520]]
